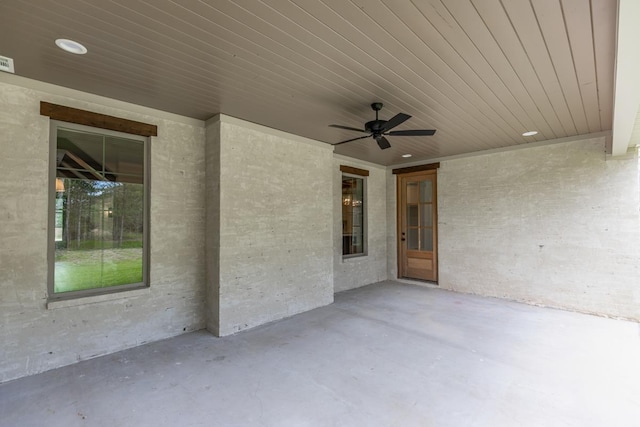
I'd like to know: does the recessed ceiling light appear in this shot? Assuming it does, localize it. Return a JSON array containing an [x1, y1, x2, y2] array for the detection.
[[522, 131, 538, 137], [55, 39, 87, 55], [402, 154, 412, 158]]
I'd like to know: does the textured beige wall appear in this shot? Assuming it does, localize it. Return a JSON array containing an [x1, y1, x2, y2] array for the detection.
[[437, 137, 640, 320], [333, 157, 388, 292], [214, 118, 334, 335], [0, 79, 206, 383]]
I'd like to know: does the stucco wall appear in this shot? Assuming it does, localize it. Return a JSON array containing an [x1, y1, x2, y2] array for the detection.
[[333, 157, 388, 292], [0, 79, 206, 383], [437, 137, 640, 320], [214, 117, 334, 336]]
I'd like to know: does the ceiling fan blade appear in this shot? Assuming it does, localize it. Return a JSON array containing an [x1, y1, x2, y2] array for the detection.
[[386, 129, 436, 136], [376, 136, 391, 150], [332, 134, 371, 146], [329, 124, 367, 133], [381, 113, 411, 132]]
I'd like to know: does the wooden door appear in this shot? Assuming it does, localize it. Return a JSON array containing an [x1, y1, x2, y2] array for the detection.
[[398, 170, 438, 282]]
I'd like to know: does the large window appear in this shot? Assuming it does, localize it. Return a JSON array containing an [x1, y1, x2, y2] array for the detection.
[[342, 174, 366, 257], [49, 122, 149, 298]]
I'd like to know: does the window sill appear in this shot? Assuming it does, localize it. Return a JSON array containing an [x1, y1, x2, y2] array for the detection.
[[342, 253, 368, 261], [47, 286, 150, 310]]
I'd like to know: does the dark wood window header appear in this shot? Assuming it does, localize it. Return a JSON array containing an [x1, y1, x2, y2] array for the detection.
[[392, 162, 440, 175], [40, 101, 158, 137], [340, 165, 369, 176]]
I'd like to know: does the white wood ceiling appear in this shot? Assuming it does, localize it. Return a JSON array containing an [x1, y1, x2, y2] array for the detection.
[[0, 0, 617, 166]]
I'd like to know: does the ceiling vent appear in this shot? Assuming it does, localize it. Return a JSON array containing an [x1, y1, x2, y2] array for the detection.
[[0, 55, 15, 73]]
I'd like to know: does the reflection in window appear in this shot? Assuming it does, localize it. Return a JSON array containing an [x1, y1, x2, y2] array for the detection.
[[342, 176, 366, 256], [52, 125, 147, 296]]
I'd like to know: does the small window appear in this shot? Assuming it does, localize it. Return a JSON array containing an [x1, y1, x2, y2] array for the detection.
[[342, 175, 366, 257], [49, 121, 149, 299]]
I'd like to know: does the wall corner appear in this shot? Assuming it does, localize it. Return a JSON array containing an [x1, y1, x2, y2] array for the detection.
[[204, 117, 221, 335]]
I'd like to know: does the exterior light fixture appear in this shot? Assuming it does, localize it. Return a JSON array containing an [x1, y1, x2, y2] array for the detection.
[[402, 154, 412, 158], [522, 131, 538, 137]]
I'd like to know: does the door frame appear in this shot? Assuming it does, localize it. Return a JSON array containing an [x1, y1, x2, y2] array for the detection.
[[394, 164, 439, 282]]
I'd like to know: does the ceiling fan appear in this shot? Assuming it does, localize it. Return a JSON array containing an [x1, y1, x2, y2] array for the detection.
[[329, 102, 436, 150]]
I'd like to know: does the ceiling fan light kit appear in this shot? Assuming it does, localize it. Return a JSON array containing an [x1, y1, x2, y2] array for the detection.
[[329, 103, 436, 150]]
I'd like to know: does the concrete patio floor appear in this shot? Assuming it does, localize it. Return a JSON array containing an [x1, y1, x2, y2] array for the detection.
[[1, 281, 639, 426]]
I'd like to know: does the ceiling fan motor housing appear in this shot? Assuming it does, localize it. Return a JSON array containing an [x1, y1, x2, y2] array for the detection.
[[365, 120, 387, 134]]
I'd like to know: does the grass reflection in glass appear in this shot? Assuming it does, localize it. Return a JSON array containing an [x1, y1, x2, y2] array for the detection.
[[54, 248, 143, 293]]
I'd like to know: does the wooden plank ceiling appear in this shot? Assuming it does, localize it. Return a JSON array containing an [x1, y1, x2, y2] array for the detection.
[[0, 0, 616, 166]]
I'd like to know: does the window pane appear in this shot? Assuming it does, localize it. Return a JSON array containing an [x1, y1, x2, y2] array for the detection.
[[104, 136, 144, 183], [407, 228, 419, 250], [342, 176, 365, 256], [421, 204, 432, 227], [53, 125, 146, 296], [420, 228, 433, 252], [57, 128, 106, 180], [407, 182, 418, 204], [407, 205, 419, 227], [420, 180, 432, 203], [102, 182, 144, 286]]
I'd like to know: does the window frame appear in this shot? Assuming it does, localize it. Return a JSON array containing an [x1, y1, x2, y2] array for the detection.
[[47, 120, 151, 301], [341, 172, 368, 259]]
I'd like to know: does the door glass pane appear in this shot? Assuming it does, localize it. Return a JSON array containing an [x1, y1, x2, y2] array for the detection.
[[421, 228, 433, 251], [420, 180, 432, 203], [407, 228, 419, 250], [407, 205, 418, 226], [421, 204, 432, 227], [407, 182, 418, 204]]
